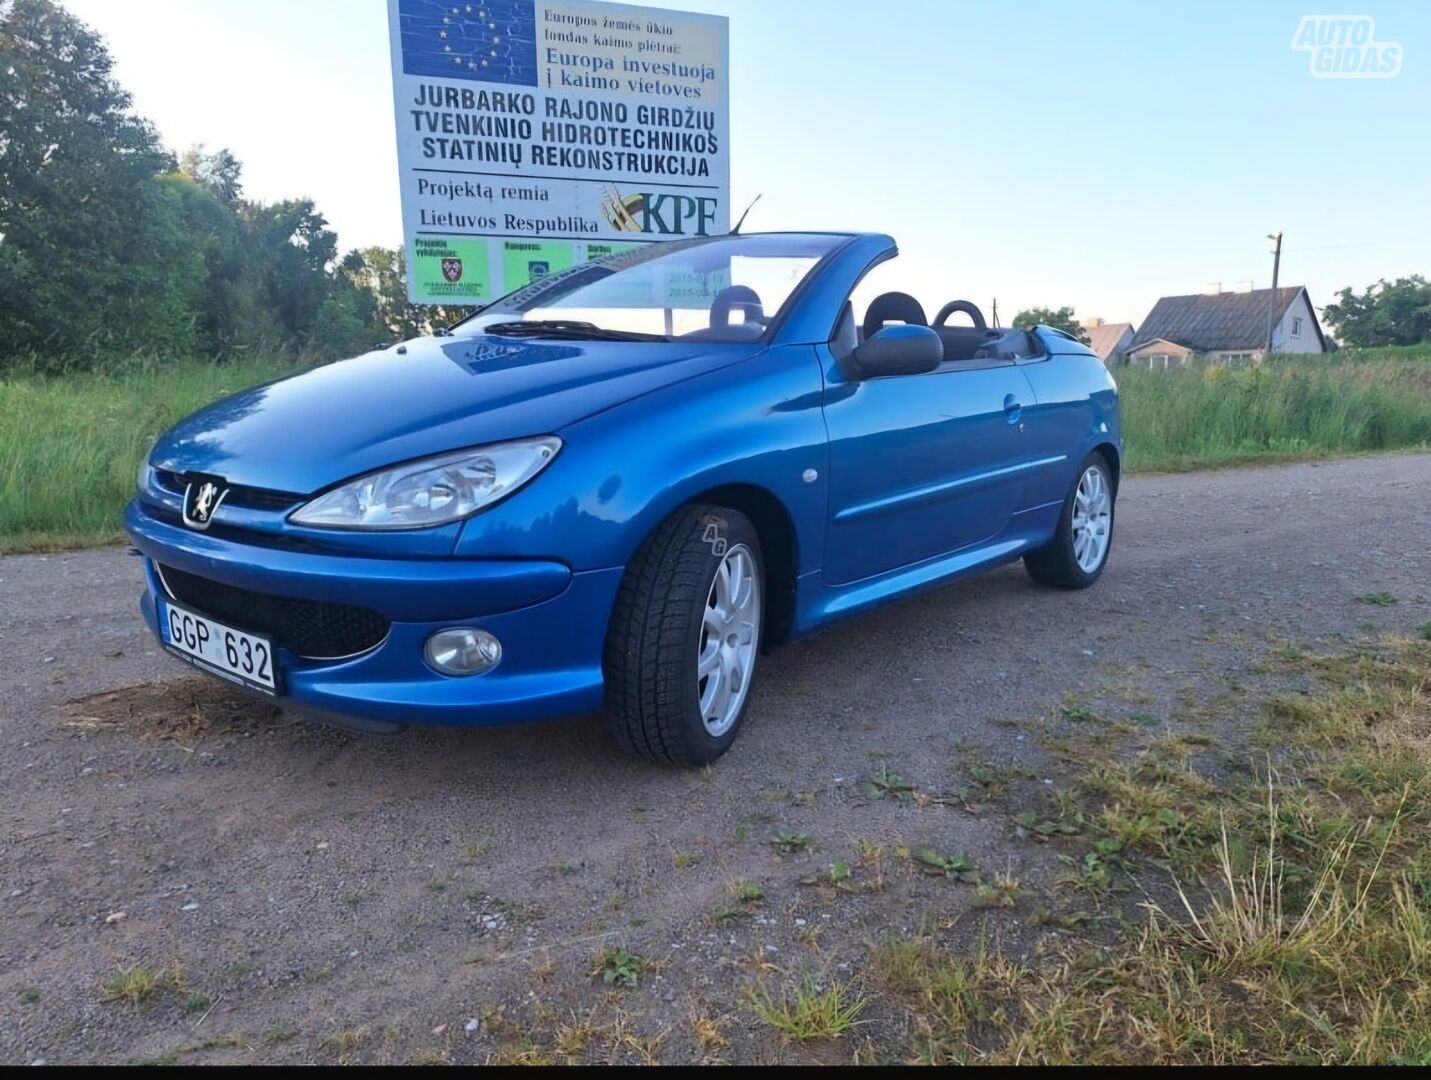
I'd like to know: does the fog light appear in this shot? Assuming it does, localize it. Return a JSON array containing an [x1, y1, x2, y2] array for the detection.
[[425, 628, 501, 676]]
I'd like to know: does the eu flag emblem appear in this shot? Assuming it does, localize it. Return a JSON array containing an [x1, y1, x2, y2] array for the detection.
[[398, 0, 538, 86]]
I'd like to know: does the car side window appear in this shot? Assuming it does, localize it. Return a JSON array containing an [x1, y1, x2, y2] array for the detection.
[[830, 301, 858, 362]]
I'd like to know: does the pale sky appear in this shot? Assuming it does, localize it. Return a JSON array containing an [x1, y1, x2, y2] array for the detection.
[[66, 0, 1431, 326]]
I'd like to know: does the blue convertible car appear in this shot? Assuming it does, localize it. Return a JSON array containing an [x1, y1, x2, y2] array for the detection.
[[127, 232, 1120, 764]]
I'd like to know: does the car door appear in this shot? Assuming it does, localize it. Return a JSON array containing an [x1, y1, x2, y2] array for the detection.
[[819, 330, 1039, 585]]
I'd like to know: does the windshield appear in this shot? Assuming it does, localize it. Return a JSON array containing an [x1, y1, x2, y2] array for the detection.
[[455, 233, 846, 344]]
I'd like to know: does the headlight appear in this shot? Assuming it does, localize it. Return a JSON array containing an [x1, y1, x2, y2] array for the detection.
[[136, 455, 150, 493], [289, 437, 561, 530]]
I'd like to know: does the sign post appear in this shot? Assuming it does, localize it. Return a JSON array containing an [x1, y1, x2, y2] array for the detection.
[[386, 0, 730, 304]]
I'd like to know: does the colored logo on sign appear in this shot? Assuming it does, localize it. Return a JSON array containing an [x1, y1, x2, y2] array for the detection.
[[601, 184, 720, 237], [398, 0, 538, 86], [442, 258, 464, 282], [601, 186, 647, 233]]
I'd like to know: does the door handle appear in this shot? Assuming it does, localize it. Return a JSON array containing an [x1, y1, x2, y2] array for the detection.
[[1003, 393, 1023, 424]]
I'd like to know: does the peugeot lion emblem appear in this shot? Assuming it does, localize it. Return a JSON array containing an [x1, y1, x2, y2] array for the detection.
[[182, 480, 228, 531]]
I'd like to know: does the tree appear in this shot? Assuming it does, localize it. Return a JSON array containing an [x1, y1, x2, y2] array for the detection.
[[1012, 306, 1090, 344], [1321, 276, 1431, 347], [237, 198, 336, 343], [179, 144, 244, 204], [0, 0, 451, 369], [0, 0, 178, 358]]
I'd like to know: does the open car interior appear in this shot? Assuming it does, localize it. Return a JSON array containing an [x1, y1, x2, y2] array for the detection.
[[856, 292, 1043, 362], [688, 282, 1044, 366]]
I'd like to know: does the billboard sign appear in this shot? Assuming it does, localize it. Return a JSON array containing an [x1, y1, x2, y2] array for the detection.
[[386, 0, 730, 303]]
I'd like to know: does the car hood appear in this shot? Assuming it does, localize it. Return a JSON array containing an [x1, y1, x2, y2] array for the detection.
[[150, 335, 753, 493]]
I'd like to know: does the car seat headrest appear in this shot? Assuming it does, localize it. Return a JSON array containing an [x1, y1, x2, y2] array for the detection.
[[710, 285, 764, 328], [862, 292, 927, 341]]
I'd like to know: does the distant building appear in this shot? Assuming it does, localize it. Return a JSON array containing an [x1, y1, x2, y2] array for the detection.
[[1126, 284, 1327, 369], [1081, 318, 1136, 365]]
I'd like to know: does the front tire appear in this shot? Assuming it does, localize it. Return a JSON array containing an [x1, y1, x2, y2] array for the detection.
[[603, 505, 764, 766], [1024, 453, 1115, 589]]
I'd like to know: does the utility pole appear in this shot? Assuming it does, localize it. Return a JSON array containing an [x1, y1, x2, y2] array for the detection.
[[1265, 231, 1283, 356]]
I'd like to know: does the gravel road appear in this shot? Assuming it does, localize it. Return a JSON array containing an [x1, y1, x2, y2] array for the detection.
[[2, 453, 1428, 1064]]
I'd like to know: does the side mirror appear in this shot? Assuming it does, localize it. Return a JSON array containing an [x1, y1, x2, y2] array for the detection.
[[848, 324, 942, 379]]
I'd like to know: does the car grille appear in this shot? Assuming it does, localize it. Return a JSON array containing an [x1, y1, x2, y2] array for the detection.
[[157, 564, 390, 660], [154, 469, 304, 512]]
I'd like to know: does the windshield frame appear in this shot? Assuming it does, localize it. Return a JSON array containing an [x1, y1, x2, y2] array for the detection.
[[446, 232, 859, 346]]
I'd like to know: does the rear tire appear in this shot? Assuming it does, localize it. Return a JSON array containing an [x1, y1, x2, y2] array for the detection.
[[1024, 453, 1115, 590], [603, 505, 764, 766]]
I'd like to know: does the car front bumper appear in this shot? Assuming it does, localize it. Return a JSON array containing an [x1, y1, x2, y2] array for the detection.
[[124, 500, 622, 730]]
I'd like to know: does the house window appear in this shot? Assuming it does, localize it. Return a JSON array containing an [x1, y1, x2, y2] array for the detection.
[[1291, 316, 1302, 338]]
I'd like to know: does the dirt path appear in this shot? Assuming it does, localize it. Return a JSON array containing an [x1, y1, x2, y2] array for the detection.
[[2, 454, 1428, 1064]]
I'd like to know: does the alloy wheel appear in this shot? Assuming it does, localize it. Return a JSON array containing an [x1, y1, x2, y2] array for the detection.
[[697, 543, 761, 737], [1071, 465, 1112, 573]]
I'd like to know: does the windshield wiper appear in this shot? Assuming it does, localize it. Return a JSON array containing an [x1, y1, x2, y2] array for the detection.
[[481, 320, 670, 342]]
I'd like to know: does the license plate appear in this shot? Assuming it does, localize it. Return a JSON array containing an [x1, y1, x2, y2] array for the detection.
[[159, 599, 278, 694]]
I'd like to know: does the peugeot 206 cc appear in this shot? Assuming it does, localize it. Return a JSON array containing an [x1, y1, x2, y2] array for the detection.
[[127, 232, 1121, 765]]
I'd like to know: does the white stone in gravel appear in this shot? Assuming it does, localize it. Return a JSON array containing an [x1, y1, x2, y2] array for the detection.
[[464, 1017, 480, 1035], [182, 901, 200, 911]]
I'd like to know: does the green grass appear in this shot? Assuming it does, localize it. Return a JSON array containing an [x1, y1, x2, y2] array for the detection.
[[1357, 591, 1398, 606], [747, 975, 867, 1040], [2, 345, 1429, 552], [1118, 347, 1431, 472], [770, 829, 815, 854], [866, 637, 1431, 1064], [99, 964, 164, 1005], [590, 946, 647, 988], [0, 356, 307, 552], [711, 880, 765, 924], [913, 849, 979, 881]]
